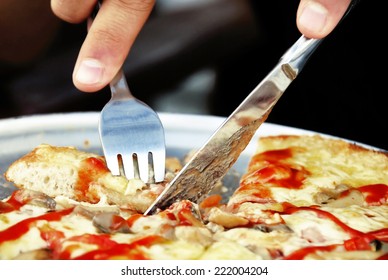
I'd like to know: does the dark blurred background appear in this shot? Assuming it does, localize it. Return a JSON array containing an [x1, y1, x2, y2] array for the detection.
[[1, 0, 386, 150]]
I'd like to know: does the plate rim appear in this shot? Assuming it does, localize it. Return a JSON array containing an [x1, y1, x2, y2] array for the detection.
[[0, 111, 380, 151]]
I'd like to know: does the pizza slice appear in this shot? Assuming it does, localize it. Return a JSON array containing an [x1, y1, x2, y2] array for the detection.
[[4, 144, 180, 213], [202, 135, 388, 259], [230, 135, 388, 207], [1, 135, 388, 260]]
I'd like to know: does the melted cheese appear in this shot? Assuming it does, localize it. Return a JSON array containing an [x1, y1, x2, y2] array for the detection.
[[199, 241, 261, 260], [0, 227, 47, 259], [145, 240, 205, 260], [281, 210, 350, 243], [321, 205, 388, 232]]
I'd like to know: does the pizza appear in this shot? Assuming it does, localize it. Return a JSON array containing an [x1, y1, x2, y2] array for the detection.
[[1, 134, 388, 260]]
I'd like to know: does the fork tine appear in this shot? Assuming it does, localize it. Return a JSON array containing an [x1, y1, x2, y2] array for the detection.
[[152, 149, 166, 183], [136, 152, 150, 183], [121, 154, 136, 180], [105, 155, 121, 176]]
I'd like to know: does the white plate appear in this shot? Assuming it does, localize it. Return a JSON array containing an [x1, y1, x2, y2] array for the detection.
[[0, 111, 370, 199]]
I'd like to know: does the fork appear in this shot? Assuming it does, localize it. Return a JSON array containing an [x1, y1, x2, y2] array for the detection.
[[99, 69, 166, 183], [91, 3, 166, 183]]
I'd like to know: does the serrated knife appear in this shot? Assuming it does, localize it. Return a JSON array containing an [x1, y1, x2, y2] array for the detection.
[[144, 1, 359, 215]]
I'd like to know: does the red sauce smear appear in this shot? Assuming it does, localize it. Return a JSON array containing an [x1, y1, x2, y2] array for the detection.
[[283, 244, 340, 260], [72, 235, 166, 260], [108, 215, 129, 231], [367, 228, 388, 242], [0, 208, 73, 244], [234, 183, 274, 203], [177, 208, 199, 226], [358, 184, 388, 206], [283, 204, 365, 238], [199, 194, 222, 209], [40, 226, 67, 259], [377, 253, 388, 260], [126, 213, 143, 227], [0, 190, 26, 213], [249, 148, 293, 165], [339, 184, 388, 206], [0, 201, 17, 214], [173, 201, 203, 227], [247, 164, 308, 189], [75, 157, 109, 203], [281, 204, 388, 259], [245, 148, 309, 189], [236, 148, 309, 204], [40, 226, 167, 260]]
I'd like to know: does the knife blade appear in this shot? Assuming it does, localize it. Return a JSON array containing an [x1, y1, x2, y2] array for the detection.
[[144, 0, 359, 216], [144, 36, 320, 215]]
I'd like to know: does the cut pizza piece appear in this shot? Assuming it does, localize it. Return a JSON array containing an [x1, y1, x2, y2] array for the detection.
[[220, 134, 388, 259], [4, 144, 178, 213], [229, 135, 388, 208]]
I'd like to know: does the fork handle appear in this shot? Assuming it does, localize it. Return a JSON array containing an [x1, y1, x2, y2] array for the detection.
[[109, 69, 136, 100]]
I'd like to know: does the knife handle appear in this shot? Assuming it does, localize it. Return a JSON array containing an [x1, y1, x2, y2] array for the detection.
[[281, 0, 360, 77]]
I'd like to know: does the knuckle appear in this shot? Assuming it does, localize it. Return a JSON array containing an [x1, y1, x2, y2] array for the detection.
[[92, 26, 123, 47], [51, 0, 88, 23]]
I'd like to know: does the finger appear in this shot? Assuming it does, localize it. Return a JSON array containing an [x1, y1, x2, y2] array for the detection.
[[297, 0, 351, 39], [51, 0, 97, 24], [72, 0, 155, 92]]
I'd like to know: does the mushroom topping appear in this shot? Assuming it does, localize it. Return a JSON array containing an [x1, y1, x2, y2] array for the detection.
[[13, 189, 56, 210]]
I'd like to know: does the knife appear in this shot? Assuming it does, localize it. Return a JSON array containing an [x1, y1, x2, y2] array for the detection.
[[144, 1, 359, 215]]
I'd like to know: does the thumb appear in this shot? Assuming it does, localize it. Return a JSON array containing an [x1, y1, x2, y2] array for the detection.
[[297, 0, 351, 39], [73, 0, 155, 92]]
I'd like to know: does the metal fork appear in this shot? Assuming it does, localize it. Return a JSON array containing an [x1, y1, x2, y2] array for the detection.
[[99, 69, 166, 183], [91, 2, 165, 183]]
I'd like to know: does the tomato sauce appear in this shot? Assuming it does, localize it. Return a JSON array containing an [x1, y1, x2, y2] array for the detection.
[[0, 191, 24, 213], [126, 213, 143, 227], [0, 208, 73, 244], [283, 244, 339, 260], [75, 157, 109, 203], [237, 148, 308, 204], [250, 148, 293, 164], [281, 204, 388, 259], [358, 184, 388, 206], [72, 235, 165, 260]]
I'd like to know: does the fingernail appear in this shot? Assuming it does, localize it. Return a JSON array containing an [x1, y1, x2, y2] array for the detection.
[[299, 2, 328, 33], [75, 59, 104, 85]]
